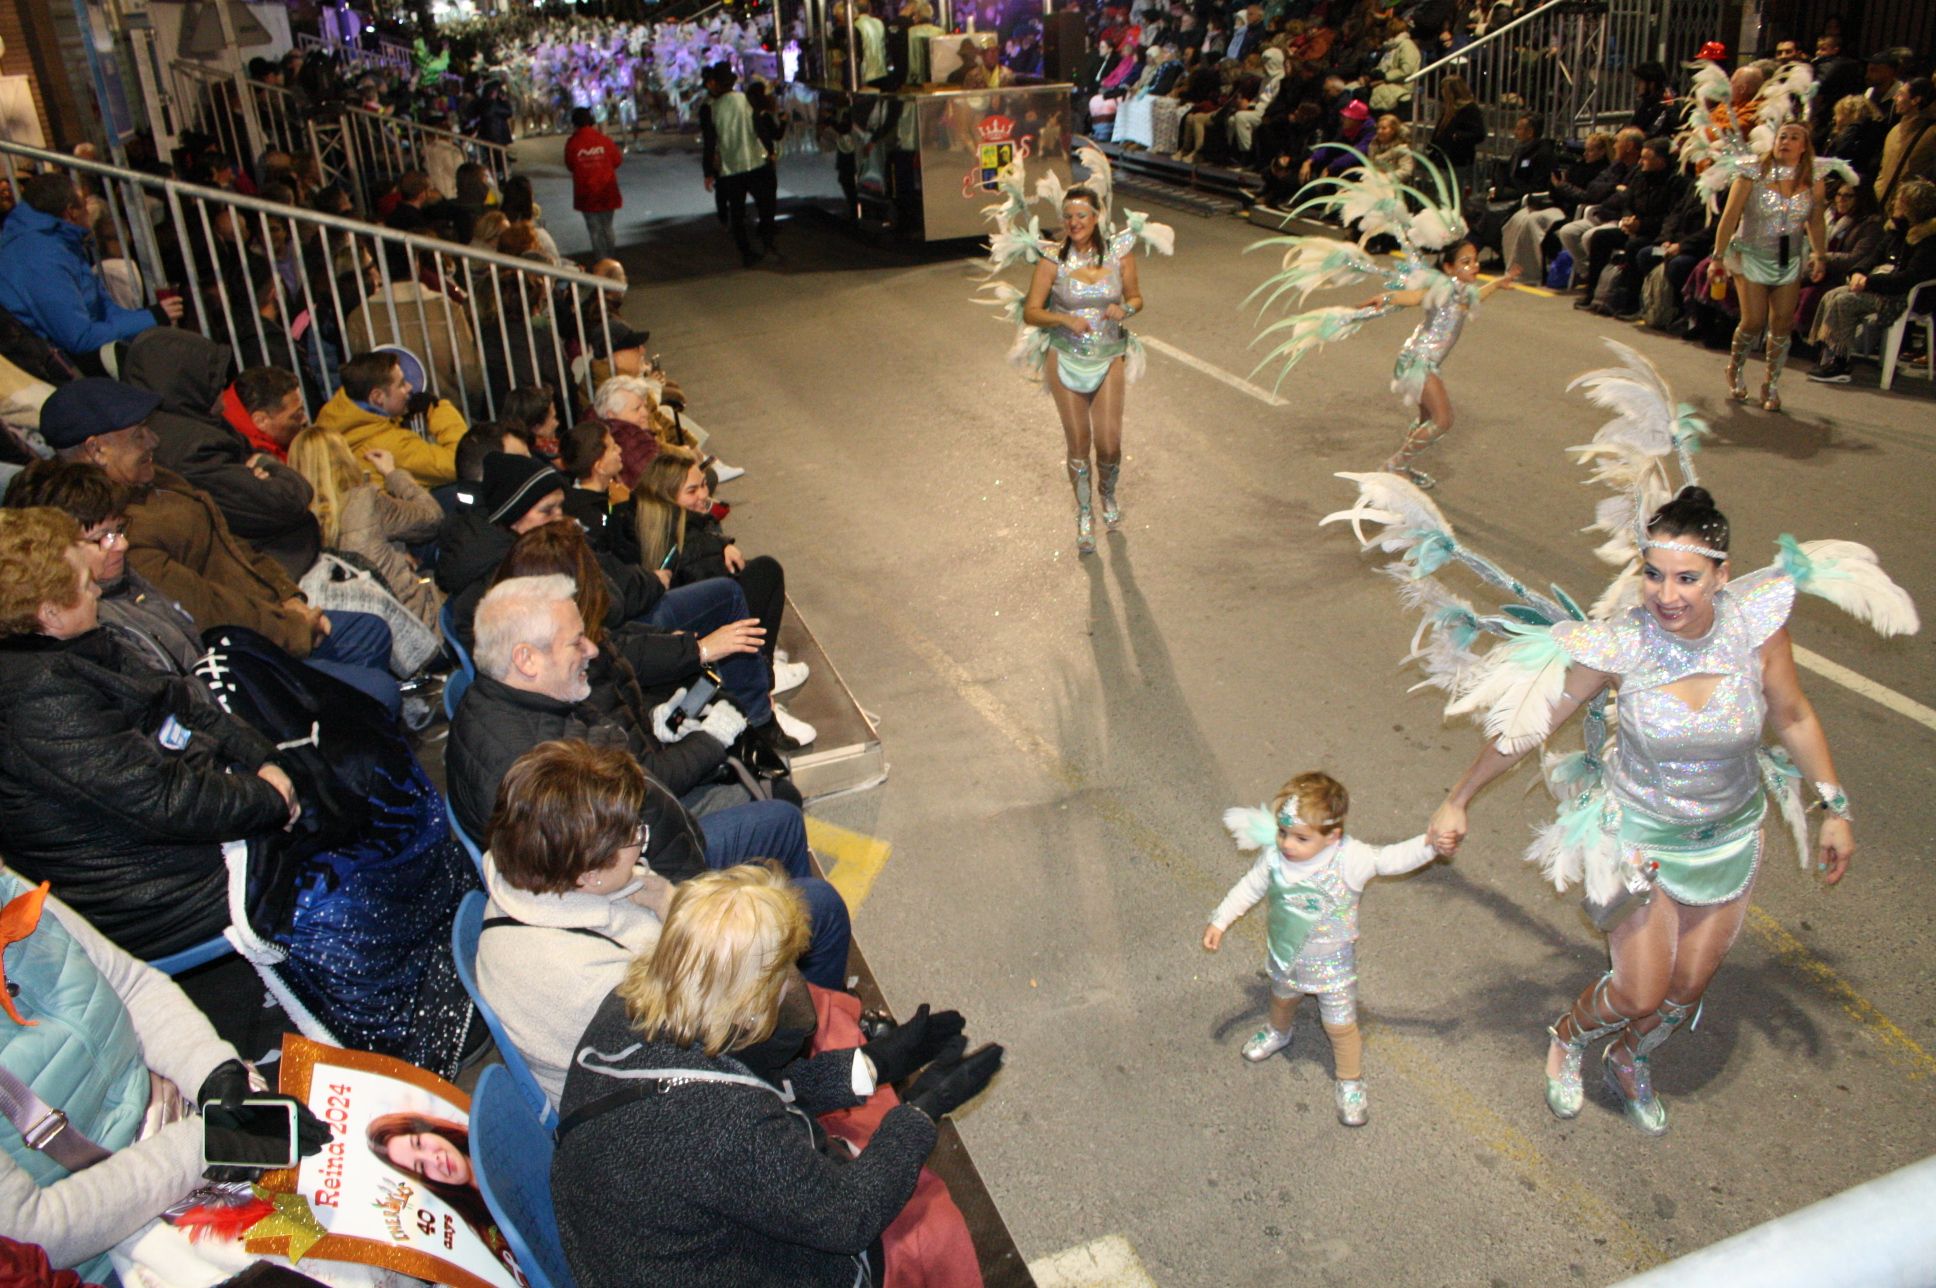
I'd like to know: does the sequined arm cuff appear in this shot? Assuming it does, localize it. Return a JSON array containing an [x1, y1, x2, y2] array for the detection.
[[1811, 782, 1851, 821]]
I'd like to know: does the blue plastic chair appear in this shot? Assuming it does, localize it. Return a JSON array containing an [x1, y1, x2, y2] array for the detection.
[[443, 666, 472, 721], [439, 603, 476, 721], [451, 890, 558, 1130], [447, 797, 486, 879], [473, 1065, 577, 1288], [148, 933, 234, 976]]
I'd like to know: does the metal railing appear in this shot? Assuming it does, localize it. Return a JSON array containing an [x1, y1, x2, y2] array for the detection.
[[171, 59, 262, 175], [0, 138, 625, 426], [1403, 0, 1724, 172], [247, 79, 364, 206], [340, 103, 514, 192]]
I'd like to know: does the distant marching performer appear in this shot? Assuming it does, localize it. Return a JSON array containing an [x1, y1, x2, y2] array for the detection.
[[979, 145, 1173, 555], [1676, 59, 1855, 412], [1323, 341, 1915, 1135], [1246, 147, 1519, 490]]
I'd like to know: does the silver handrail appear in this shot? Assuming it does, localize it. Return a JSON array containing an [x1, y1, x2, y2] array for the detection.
[[0, 137, 621, 423], [1407, 0, 1573, 83], [340, 103, 514, 184]]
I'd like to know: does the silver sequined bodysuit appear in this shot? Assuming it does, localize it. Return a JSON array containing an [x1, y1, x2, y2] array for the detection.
[[1047, 251, 1128, 361], [1391, 276, 1478, 403], [1552, 573, 1796, 821], [1728, 163, 1816, 285]]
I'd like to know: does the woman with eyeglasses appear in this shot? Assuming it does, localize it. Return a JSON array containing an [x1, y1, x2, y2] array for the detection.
[[473, 738, 676, 1114]]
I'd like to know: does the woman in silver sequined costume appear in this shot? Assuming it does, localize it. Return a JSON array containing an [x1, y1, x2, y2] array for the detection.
[[1369, 241, 1521, 488], [1709, 122, 1829, 412], [1022, 187, 1145, 554], [1428, 489, 1859, 1136]]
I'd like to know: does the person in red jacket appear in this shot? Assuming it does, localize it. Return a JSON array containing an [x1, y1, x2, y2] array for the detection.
[[565, 107, 624, 262]]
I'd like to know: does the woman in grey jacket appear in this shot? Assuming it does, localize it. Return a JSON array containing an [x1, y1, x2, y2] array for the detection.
[[288, 426, 445, 628]]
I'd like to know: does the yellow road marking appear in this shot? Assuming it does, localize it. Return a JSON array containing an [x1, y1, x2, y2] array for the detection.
[[1745, 905, 1936, 1080], [806, 816, 893, 912]]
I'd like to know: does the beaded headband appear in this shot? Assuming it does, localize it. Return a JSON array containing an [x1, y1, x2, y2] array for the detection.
[[1642, 538, 1728, 561], [1275, 803, 1340, 831]]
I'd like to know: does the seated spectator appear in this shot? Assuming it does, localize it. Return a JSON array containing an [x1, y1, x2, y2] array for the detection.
[[3, 458, 205, 679], [0, 507, 299, 956], [499, 175, 563, 266], [427, 162, 493, 246], [1808, 178, 1936, 384], [1499, 130, 1615, 283], [558, 416, 629, 546], [288, 425, 445, 628], [434, 451, 574, 612], [470, 209, 510, 253], [1796, 182, 1885, 336], [1607, 165, 1714, 324], [217, 364, 309, 464], [1874, 78, 1936, 210], [592, 369, 681, 487], [498, 382, 562, 460], [314, 349, 470, 488], [344, 244, 486, 416], [121, 336, 320, 579], [39, 378, 399, 714], [1575, 136, 1684, 310], [1367, 17, 1419, 114], [474, 253, 572, 411], [1366, 113, 1417, 184], [1489, 112, 1560, 206], [92, 213, 145, 311], [1299, 98, 1375, 186], [447, 576, 849, 983], [0, 865, 323, 1283], [451, 419, 531, 506], [553, 863, 1001, 1288], [383, 169, 437, 234], [0, 174, 180, 366], [630, 444, 806, 696], [1822, 94, 1884, 185], [1556, 127, 1643, 287]]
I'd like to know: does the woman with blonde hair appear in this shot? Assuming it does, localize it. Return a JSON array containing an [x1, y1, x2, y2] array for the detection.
[[629, 444, 804, 694], [287, 426, 445, 627], [554, 862, 1003, 1288], [1710, 121, 1831, 410], [470, 209, 510, 252]]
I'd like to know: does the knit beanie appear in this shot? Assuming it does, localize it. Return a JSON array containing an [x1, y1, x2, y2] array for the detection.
[[482, 451, 569, 526]]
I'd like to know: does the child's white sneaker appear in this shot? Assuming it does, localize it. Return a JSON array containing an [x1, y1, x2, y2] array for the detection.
[[1241, 1027, 1293, 1062], [1334, 1078, 1369, 1126]]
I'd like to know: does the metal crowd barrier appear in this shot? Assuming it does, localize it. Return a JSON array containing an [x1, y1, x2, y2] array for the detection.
[[170, 59, 262, 179], [1405, 0, 1731, 173], [341, 103, 514, 190], [0, 137, 624, 425]]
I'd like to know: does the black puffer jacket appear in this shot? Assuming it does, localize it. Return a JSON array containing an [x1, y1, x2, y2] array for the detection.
[[445, 673, 716, 874], [121, 328, 321, 580], [0, 629, 290, 956], [554, 990, 934, 1288]]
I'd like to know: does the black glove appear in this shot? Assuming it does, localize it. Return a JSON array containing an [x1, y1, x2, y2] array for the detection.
[[198, 1060, 332, 1181], [404, 390, 439, 419], [905, 1041, 1004, 1122], [861, 1004, 967, 1086]]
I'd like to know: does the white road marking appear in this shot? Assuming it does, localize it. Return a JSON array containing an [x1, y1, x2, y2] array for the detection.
[[1029, 1234, 1159, 1287], [1142, 335, 1291, 408], [1792, 646, 1936, 734]]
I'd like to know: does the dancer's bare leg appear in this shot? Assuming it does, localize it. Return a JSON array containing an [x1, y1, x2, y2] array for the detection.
[[1729, 280, 1770, 400], [1385, 373, 1453, 485], [1547, 888, 1676, 1080], [1761, 279, 1801, 410]]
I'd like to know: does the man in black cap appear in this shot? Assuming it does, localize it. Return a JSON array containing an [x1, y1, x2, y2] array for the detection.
[[1865, 48, 1909, 130], [40, 378, 402, 717]]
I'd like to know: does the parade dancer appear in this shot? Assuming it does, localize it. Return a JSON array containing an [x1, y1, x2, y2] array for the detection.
[[1246, 147, 1518, 489], [979, 145, 1173, 554], [1322, 340, 1916, 1135], [1203, 772, 1444, 1126], [1677, 61, 1851, 411]]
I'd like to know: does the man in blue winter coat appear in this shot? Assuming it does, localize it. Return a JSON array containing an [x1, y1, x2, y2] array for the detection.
[[0, 173, 180, 363]]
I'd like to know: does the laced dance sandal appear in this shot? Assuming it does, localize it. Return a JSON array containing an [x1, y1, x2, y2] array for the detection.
[[1385, 418, 1445, 490], [1334, 1078, 1369, 1127], [1602, 1043, 1669, 1137], [1760, 336, 1791, 413], [1544, 973, 1629, 1120]]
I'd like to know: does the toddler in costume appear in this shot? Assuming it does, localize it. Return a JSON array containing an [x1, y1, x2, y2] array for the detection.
[[1202, 772, 1443, 1125]]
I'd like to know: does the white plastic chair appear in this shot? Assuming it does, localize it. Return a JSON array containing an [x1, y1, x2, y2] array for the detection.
[[1879, 278, 1936, 392]]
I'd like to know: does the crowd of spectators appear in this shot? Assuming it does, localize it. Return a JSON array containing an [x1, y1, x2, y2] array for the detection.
[[0, 24, 1009, 1283]]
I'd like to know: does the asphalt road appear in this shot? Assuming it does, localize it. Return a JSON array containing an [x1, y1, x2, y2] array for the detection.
[[523, 137, 1936, 1287]]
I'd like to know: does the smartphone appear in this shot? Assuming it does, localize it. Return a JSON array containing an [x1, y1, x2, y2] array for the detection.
[[666, 668, 721, 735], [202, 1098, 299, 1170]]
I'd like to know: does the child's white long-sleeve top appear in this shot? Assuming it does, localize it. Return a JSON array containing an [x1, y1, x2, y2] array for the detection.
[[1209, 833, 1437, 940]]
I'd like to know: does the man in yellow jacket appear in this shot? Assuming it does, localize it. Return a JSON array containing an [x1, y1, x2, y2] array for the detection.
[[313, 348, 470, 488]]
